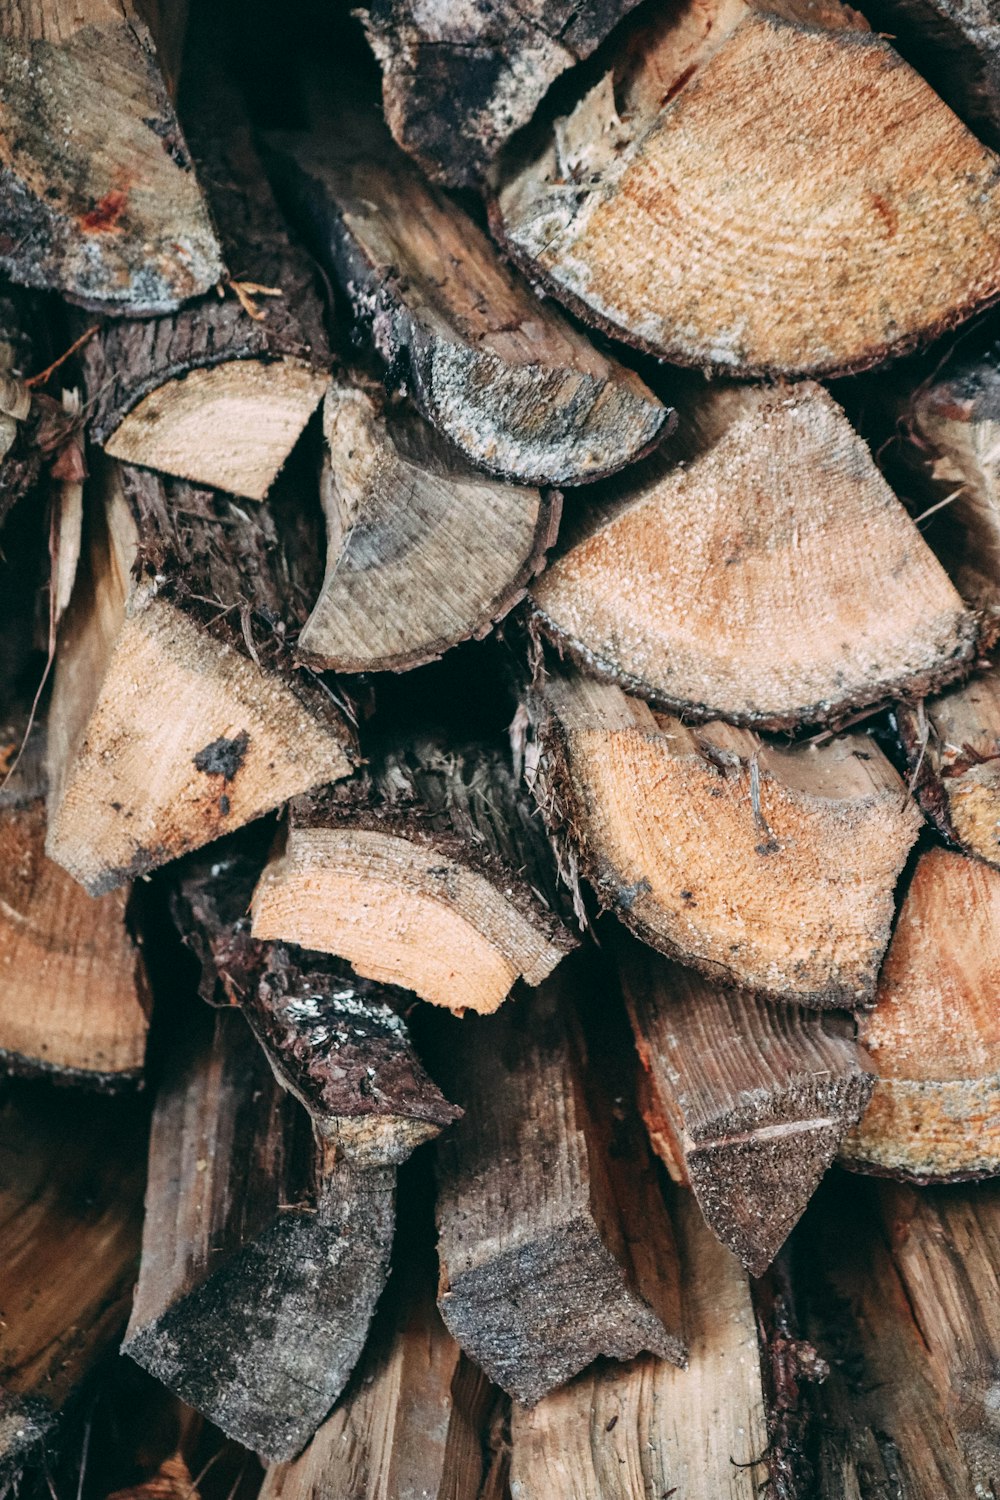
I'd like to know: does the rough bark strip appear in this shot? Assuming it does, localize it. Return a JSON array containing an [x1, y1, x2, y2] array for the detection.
[[123, 1004, 395, 1462], [525, 667, 922, 1006], [264, 99, 668, 488], [841, 846, 1000, 1181], [0, 0, 224, 312], [296, 375, 560, 673], [530, 382, 977, 730], [252, 733, 577, 1014], [616, 930, 874, 1276], [45, 458, 355, 896], [490, 0, 1000, 378], [430, 958, 686, 1405]]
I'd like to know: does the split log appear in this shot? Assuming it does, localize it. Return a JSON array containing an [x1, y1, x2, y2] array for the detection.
[[509, 1190, 773, 1498], [45, 459, 355, 896], [265, 104, 668, 488], [362, 0, 647, 188], [530, 382, 977, 730], [431, 961, 686, 1406], [171, 833, 461, 1166], [526, 668, 922, 1005], [0, 0, 224, 312], [897, 663, 1000, 868], [295, 376, 560, 673], [490, 0, 1000, 378], [123, 1003, 395, 1462], [80, 42, 330, 501], [0, 1083, 146, 1488], [251, 734, 577, 1014], [616, 931, 874, 1276], [840, 846, 1000, 1181]]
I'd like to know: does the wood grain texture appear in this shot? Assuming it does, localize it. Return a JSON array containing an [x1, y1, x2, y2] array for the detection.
[[491, 0, 1000, 377], [171, 833, 461, 1166], [265, 100, 667, 487], [509, 1190, 771, 1499], [526, 668, 922, 1006], [0, 0, 224, 311], [431, 960, 686, 1406], [297, 376, 560, 673], [252, 734, 577, 1014], [841, 846, 1000, 1180], [363, 0, 646, 187], [531, 382, 977, 730], [124, 1005, 395, 1462], [45, 459, 355, 896], [617, 931, 873, 1276], [0, 1081, 147, 1489]]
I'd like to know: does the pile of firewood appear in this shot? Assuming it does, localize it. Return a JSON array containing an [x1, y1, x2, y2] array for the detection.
[[6, 0, 1000, 1495]]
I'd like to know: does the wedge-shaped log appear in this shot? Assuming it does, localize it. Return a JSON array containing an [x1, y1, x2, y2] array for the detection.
[[297, 376, 560, 673], [252, 734, 577, 1014], [491, 0, 1000, 378], [172, 834, 460, 1166], [80, 39, 330, 500], [898, 664, 1000, 869], [431, 962, 686, 1405], [617, 932, 873, 1275], [841, 846, 1000, 1181], [0, 0, 223, 312], [266, 104, 667, 487], [123, 1005, 395, 1462], [510, 1190, 772, 1497], [0, 1083, 146, 1489], [531, 383, 977, 729], [45, 460, 355, 896], [527, 669, 922, 1005], [363, 0, 646, 188]]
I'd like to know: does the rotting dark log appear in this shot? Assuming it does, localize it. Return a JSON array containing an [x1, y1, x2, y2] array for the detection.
[[0, 0, 224, 313], [524, 666, 922, 1006], [251, 732, 577, 1015], [295, 375, 560, 674], [490, 0, 1000, 378], [264, 96, 668, 488], [123, 1003, 395, 1463], [45, 458, 355, 897], [616, 930, 874, 1276], [530, 381, 977, 730], [170, 832, 461, 1166], [430, 957, 687, 1406]]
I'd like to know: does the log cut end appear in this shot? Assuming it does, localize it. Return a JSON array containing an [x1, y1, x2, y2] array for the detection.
[[842, 846, 1000, 1181], [532, 383, 977, 729], [492, 0, 1000, 376]]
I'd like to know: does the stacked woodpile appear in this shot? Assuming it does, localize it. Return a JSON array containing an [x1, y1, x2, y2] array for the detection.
[[6, 0, 1000, 1496]]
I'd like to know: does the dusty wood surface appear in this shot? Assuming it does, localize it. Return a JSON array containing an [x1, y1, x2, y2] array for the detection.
[[531, 382, 977, 730], [0, 0, 224, 311], [491, 0, 1000, 377], [862, 0, 1000, 150], [431, 960, 686, 1406], [526, 668, 922, 1006], [363, 0, 646, 187], [252, 734, 577, 1014], [265, 100, 668, 487], [81, 34, 330, 500], [45, 459, 355, 896], [297, 376, 560, 673], [841, 845, 1000, 1180], [0, 1081, 147, 1488], [123, 1004, 396, 1462], [171, 833, 461, 1166], [510, 1189, 771, 1499], [897, 662, 1000, 867], [617, 931, 873, 1276]]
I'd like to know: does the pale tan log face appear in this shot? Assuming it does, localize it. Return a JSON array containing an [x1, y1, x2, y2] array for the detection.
[[495, 0, 1000, 376]]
